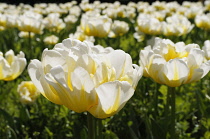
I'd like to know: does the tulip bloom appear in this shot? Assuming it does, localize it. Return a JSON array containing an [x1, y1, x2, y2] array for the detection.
[[17, 15, 44, 34], [108, 20, 129, 38], [139, 37, 210, 87], [0, 50, 26, 81], [80, 14, 112, 38], [18, 81, 40, 104], [195, 13, 210, 30], [43, 35, 59, 45], [202, 40, 210, 60], [28, 38, 142, 118]]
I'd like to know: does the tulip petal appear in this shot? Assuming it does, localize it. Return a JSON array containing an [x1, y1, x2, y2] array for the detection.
[[28, 59, 62, 104], [107, 50, 127, 79], [93, 81, 134, 118], [42, 49, 66, 73], [163, 59, 189, 87], [71, 66, 94, 93]]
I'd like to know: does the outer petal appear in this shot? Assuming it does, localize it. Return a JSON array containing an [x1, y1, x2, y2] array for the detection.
[[45, 66, 97, 113], [163, 59, 189, 87], [0, 57, 10, 79], [4, 57, 26, 81], [148, 54, 166, 84], [185, 49, 205, 83], [28, 59, 62, 104], [41, 49, 66, 73], [107, 50, 126, 79], [88, 81, 134, 119]]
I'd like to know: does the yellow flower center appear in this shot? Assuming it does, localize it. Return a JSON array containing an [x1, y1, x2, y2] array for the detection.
[[164, 45, 189, 61]]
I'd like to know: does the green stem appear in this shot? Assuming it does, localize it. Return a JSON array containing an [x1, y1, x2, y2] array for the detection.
[[87, 113, 103, 139], [154, 83, 158, 119], [96, 118, 103, 139], [165, 87, 170, 117], [28, 32, 33, 59], [87, 112, 96, 139], [169, 87, 176, 139]]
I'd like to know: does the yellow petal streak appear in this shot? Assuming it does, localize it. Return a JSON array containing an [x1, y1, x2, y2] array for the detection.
[[105, 87, 120, 114], [164, 46, 189, 61]]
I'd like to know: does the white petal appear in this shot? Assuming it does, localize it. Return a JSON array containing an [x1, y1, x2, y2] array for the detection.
[[163, 59, 189, 87], [71, 67, 94, 93], [107, 50, 126, 79], [28, 59, 62, 104], [42, 49, 66, 73], [187, 48, 204, 67], [95, 81, 134, 114]]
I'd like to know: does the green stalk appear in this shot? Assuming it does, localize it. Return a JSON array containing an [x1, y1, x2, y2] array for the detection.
[[154, 82, 158, 119], [169, 87, 176, 139], [96, 118, 103, 139], [87, 113, 103, 139], [87, 112, 96, 139], [28, 31, 33, 59]]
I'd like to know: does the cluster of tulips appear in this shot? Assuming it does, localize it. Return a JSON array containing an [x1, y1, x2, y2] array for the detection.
[[1, 0, 210, 138]]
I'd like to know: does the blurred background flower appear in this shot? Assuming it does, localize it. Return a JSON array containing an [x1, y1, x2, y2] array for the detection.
[[0, 50, 26, 81], [17, 81, 40, 104]]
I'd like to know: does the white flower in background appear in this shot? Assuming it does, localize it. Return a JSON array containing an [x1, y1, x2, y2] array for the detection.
[[102, 7, 118, 19], [43, 13, 66, 32], [162, 14, 194, 36], [108, 20, 129, 38], [17, 14, 44, 34], [139, 37, 210, 87], [18, 31, 35, 38], [195, 13, 210, 30], [0, 50, 26, 81], [0, 26, 5, 31], [166, 1, 180, 13], [116, 5, 126, 18], [18, 81, 40, 104], [4, 5, 20, 15], [44, 35, 59, 45], [5, 14, 18, 28], [45, 3, 67, 15], [79, 0, 94, 12], [28, 38, 142, 118], [0, 13, 6, 27], [136, 2, 149, 13], [136, 13, 162, 35], [23, 11, 43, 20], [125, 7, 136, 22], [151, 1, 166, 11], [202, 40, 210, 60], [64, 15, 78, 25], [69, 30, 95, 43], [184, 5, 204, 19], [69, 6, 81, 17], [80, 14, 112, 38], [204, 0, 210, 11]]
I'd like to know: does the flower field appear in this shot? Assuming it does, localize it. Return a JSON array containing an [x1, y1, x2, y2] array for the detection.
[[1, 0, 210, 138]]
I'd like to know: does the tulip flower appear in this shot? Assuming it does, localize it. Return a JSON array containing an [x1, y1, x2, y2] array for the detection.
[[108, 20, 129, 38], [0, 50, 26, 81], [43, 35, 59, 45], [80, 14, 112, 38], [135, 13, 162, 36], [17, 15, 44, 34], [69, 26, 95, 42], [202, 40, 210, 60], [195, 13, 210, 30], [140, 37, 210, 137], [17, 81, 40, 104], [28, 38, 142, 119], [139, 37, 210, 87]]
